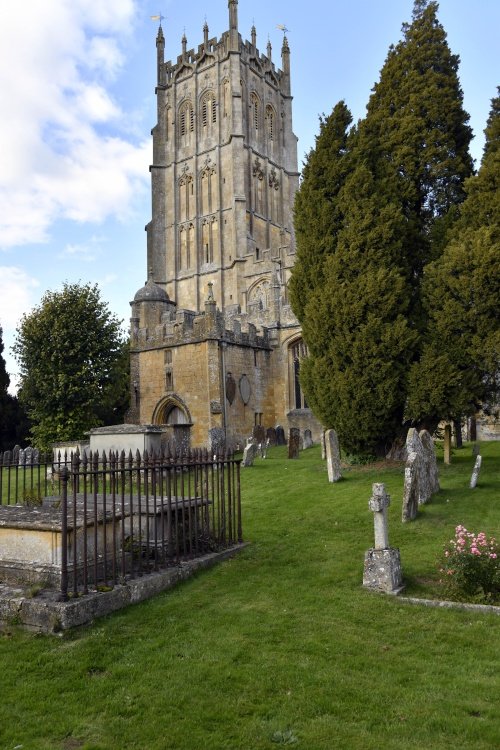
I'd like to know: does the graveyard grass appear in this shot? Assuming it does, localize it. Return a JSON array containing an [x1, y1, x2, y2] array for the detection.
[[1, 443, 499, 750]]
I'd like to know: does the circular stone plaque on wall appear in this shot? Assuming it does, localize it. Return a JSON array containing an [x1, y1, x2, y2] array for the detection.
[[239, 374, 251, 405]]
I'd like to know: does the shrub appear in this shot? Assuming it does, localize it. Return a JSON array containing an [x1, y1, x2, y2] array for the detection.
[[439, 525, 500, 603]]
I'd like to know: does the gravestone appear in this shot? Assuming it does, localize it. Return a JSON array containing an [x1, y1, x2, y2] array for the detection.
[[241, 440, 258, 467], [252, 425, 265, 444], [419, 429, 440, 495], [24, 447, 34, 465], [321, 431, 326, 460], [259, 439, 269, 459], [33, 448, 40, 464], [325, 429, 341, 482], [402, 452, 420, 522], [18, 449, 26, 466], [3, 450, 12, 466], [363, 483, 404, 594], [406, 428, 430, 504], [209, 427, 226, 456], [288, 428, 300, 459], [266, 427, 277, 446], [12, 445, 20, 464], [275, 425, 286, 446], [470, 455, 482, 489], [303, 429, 313, 449], [443, 424, 452, 464]]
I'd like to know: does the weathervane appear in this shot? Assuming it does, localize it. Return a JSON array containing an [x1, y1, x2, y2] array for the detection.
[[276, 24, 290, 36], [151, 13, 165, 25]]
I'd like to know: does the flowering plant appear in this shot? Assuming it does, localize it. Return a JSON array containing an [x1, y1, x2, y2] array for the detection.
[[439, 525, 500, 603]]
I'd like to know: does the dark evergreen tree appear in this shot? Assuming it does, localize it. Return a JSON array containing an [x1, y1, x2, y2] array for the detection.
[[0, 325, 30, 451], [13, 283, 129, 451], [298, 164, 417, 455], [360, 0, 473, 278], [289, 0, 474, 454], [406, 91, 500, 425], [289, 102, 352, 321]]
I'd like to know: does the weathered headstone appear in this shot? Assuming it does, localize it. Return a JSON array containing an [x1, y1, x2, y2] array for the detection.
[[406, 428, 430, 504], [3, 450, 12, 466], [443, 424, 452, 464], [241, 440, 258, 467], [12, 445, 20, 464], [18, 449, 26, 466], [470, 455, 482, 489], [402, 452, 420, 522], [325, 429, 341, 482], [275, 425, 286, 446], [303, 429, 313, 449], [33, 448, 40, 465], [209, 427, 226, 456], [419, 429, 440, 495], [266, 427, 277, 446], [24, 446, 34, 465], [252, 424, 265, 444], [363, 483, 404, 594], [321, 431, 326, 460], [288, 428, 300, 459], [259, 439, 269, 459]]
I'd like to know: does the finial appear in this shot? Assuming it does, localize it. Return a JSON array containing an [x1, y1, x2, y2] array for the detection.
[[203, 19, 209, 44], [181, 30, 187, 56], [267, 37, 272, 59], [207, 282, 215, 301], [251, 24, 256, 47]]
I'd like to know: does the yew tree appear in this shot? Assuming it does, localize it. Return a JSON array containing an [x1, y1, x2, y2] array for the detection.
[[406, 90, 500, 425], [290, 0, 474, 455]]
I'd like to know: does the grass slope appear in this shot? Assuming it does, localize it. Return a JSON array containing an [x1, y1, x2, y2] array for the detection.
[[0, 442, 499, 749]]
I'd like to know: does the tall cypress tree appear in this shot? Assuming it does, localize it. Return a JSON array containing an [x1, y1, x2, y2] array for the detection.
[[290, 0, 474, 454], [406, 90, 500, 425], [289, 102, 352, 321]]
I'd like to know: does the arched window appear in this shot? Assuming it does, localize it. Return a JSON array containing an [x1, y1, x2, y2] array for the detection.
[[250, 92, 260, 131], [288, 339, 308, 410], [201, 90, 217, 131], [179, 100, 194, 139], [266, 105, 276, 141]]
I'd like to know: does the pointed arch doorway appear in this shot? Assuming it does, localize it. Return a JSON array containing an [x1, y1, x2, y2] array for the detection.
[[152, 395, 192, 452]]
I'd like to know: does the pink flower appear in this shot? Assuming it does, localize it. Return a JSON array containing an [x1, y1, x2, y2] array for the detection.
[[490, 553, 497, 560]]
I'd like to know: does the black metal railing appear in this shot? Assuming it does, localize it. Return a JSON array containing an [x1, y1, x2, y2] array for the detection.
[[0, 447, 242, 599]]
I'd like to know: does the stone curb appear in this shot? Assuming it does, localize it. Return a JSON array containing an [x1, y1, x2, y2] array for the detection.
[[0, 543, 248, 633], [398, 596, 500, 616]]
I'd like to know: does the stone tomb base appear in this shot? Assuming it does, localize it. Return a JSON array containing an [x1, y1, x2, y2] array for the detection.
[[363, 547, 404, 595]]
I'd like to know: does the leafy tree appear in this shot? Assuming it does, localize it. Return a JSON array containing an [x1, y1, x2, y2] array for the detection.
[[13, 283, 129, 450], [406, 91, 500, 425], [290, 0, 474, 454]]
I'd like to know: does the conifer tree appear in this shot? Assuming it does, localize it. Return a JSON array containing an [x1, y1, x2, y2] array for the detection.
[[406, 90, 500, 425], [289, 102, 352, 321], [290, 0, 474, 454]]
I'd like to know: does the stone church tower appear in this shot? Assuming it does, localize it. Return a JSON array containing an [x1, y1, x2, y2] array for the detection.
[[129, 0, 322, 449]]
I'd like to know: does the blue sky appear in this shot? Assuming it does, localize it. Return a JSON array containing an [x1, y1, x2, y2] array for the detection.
[[0, 0, 498, 391]]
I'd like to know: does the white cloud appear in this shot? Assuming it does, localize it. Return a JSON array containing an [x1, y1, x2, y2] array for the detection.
[[0, 0, 149, 250], [0, 267, 40, 331]]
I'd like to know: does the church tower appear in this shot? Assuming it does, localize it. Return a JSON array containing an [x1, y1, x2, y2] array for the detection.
[[146, 1, 299, 314], [130, 2, 322, 449]]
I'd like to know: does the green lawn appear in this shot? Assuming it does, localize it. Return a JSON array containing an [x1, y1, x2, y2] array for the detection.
[[1, 442, 499, 750]]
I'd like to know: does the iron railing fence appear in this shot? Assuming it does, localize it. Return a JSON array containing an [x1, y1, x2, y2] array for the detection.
[[0, 447, 242, 599]]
